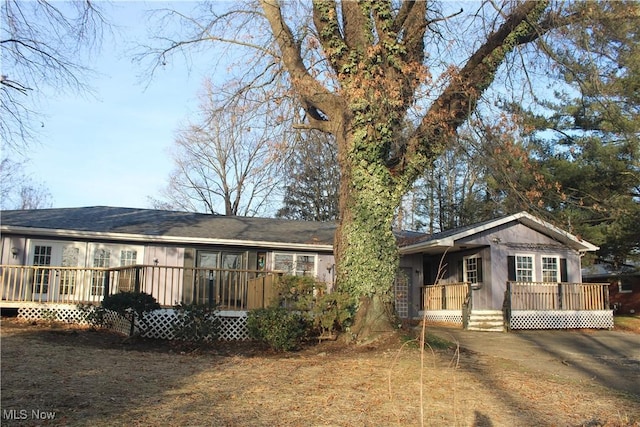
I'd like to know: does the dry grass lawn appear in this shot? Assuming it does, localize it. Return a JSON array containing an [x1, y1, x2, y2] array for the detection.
[[1, 318, 639, 427]]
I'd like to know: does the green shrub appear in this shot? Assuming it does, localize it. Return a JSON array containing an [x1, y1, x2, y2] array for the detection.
[[246, 307, 308, 351], [172, 303, 222, 342], [102, 291, 160, 336], [310, 291, 354, 337], [268, 275, 354, 341], [272, 275, 318, 310], [77, 303, 109, 329]]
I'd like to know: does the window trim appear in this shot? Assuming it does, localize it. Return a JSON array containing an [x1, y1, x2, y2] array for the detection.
[[272, 252, 318, 276], [515, 254, 535, 282], [541, 255, 560, 283], [463, 255, 482, 284]]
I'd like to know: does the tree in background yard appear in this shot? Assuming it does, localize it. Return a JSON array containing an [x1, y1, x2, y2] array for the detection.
[[140, 1, 639, 342], [0, 157, 52, 210], [276, 130, 340, 222], [150, 79, 285, 216], [494, 1, 640, 265]]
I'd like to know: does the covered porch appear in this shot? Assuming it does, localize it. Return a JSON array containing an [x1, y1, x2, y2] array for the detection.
[[418, 281, 613, 330]]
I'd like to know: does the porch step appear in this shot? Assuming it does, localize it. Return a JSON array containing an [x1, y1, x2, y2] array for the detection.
[[467, 310, 505, 332]]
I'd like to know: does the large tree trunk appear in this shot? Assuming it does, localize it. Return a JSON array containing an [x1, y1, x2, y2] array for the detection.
[[334, 128, 402, 343], [260, 0, 554, 344]]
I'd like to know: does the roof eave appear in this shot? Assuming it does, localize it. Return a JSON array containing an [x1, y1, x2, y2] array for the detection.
[[399, 238, 455, 255], [0, 225, 334, 252]]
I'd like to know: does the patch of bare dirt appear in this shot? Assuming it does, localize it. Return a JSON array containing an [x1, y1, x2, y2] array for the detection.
[[1, 318, 638, 427]]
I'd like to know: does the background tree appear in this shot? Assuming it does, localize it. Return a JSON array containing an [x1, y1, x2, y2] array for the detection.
[[408, 125, 499, 233], [151, 79, 284, 216], [0, 157, 52, 209], [142, 1, 638, 342], [1, 0, 108, 149], [276, 130, 340, 222], [494, 1, 640, 265]]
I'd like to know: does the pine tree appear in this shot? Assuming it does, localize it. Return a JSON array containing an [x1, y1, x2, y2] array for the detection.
[[277, 131, 339, 222]]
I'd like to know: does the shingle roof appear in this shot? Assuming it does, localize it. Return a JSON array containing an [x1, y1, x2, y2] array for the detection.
[[0, 206, 336, 247], [399, 211, 599, 253]]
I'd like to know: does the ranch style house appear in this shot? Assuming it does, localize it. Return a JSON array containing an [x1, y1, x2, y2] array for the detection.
[[0, 207, 612, 338]]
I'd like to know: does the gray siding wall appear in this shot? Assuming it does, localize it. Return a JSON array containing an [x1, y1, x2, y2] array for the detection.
[[402, 221, 586, 313]]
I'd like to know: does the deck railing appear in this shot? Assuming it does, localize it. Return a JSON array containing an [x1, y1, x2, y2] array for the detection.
[[506, 281, 610, 311], [0, 264, 281, 310], [421, 283, 470, 310]]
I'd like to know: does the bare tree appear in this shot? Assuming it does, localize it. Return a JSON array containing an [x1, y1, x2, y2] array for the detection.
[[1, 157, 52, 209], [141, 1, 636, 341], [1, 0, 108, 149], [152, 79, 284, 216]]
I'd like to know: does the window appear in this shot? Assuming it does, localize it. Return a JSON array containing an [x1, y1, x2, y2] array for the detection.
[[91, 249, 111, 296], [118, 250, 138, 292], [619, 279, 633, 294], [541, 256, 559, 283], [60, 246, 80, 294], [464, 257, 483, 284], [120, 250, 137, 266], [515, 255, 533, 282], [33, 245, 52, 294], [273, 253, 317, 276]]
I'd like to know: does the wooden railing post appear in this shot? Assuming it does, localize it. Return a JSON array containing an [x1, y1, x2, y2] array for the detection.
[[604, 283, 610, 310], [134, 266, 141, 293], [208, 270, 214, 310], [505, 281, 512, 319], [558, 282, 563, 310], [103, 271, 110, 299], [441, 285, 447, 310]]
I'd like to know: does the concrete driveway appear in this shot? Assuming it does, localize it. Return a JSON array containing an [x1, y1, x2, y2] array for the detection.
[[426, 325, 640, 399]]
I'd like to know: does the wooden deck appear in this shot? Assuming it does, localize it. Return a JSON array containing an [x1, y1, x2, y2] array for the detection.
[[0, 264, 281, 310]]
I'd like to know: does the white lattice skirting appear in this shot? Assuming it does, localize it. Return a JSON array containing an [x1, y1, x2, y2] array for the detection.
[[140, 309, 249, 341], [509, 310, 614, 330], [17, 305, 250, 341], [417, 310, 463, 325]]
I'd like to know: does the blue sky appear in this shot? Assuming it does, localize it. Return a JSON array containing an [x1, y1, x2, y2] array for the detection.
[[21, 2, 213, 209]]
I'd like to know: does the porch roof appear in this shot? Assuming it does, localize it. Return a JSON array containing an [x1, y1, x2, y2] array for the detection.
[[398, 211, 599, 255], [0, 206, 336, 251]]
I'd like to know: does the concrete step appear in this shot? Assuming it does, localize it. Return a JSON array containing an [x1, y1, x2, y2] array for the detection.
[[466, 310, 505, 332]]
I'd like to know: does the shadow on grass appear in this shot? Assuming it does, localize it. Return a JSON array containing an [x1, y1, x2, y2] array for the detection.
[[425, 325, 640, 426], [0, 320, 257, 426]]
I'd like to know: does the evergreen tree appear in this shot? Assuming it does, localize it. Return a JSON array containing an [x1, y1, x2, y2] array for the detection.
[[507, 1, 640, 264], [277, 131, 340, 222]]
